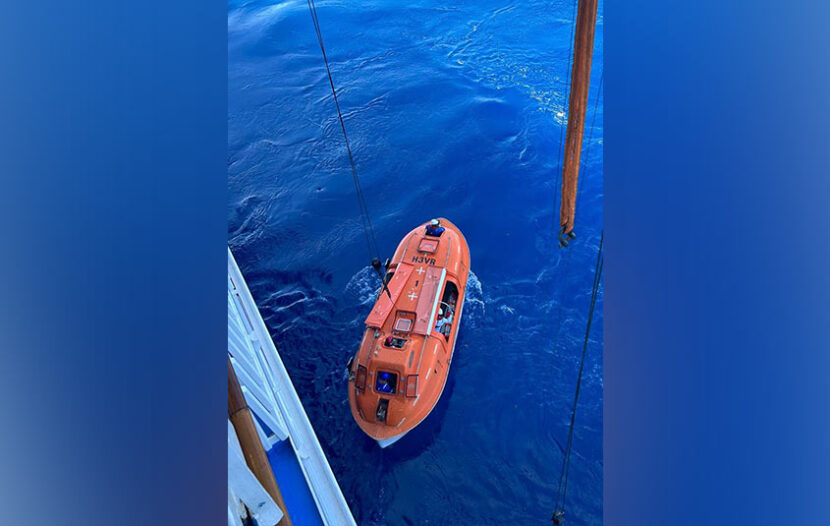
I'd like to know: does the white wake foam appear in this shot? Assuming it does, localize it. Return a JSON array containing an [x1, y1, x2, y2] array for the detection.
[[344, 266, 380, 306]]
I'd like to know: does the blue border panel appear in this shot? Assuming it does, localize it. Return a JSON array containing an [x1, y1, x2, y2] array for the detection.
[[0, 2, 227, 525], [268, 440, 325, 526], [606, 1, 830, 525]]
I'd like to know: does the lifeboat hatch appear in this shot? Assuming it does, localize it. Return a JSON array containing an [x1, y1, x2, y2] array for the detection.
[[418, 238, 439, 254], [376, 399, 389, 423], [365, 263, 415, 328], [413, 267, 446, 334]]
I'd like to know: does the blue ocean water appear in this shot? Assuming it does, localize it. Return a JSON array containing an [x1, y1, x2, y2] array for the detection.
[[228, 1, 603, 524]]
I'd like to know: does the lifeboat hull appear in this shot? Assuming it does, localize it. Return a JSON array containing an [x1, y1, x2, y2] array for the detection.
[[348, 218, 470, 446]]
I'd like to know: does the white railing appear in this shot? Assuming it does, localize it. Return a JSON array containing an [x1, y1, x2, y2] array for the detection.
[[227, 421, 283, 526], [228, 272, 289, 448], [227, 248, 356, 526]]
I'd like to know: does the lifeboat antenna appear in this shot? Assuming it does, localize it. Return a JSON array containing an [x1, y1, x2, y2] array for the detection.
[[557, 0, 598, 248], [305, 0, 392, 298]]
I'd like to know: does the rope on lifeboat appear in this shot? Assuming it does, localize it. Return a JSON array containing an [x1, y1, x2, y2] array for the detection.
[[305, 0, 382, 267], [551, 232, 603, 525]]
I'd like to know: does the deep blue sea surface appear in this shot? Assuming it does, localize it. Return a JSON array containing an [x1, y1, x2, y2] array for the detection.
[[228, 1, 603, 524]]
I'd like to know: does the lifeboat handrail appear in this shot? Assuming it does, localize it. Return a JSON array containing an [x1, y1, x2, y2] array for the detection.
[[426, 269, 447, 337], [445, 232, 452, 270], [396, 231, 419, 265]]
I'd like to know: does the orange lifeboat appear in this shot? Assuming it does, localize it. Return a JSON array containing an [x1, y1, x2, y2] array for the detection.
[[348, 218, 470, 447]]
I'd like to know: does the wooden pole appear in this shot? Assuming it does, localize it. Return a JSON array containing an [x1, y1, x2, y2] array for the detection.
[[559, 0, 599, 239], [228, 357, 293, 526]]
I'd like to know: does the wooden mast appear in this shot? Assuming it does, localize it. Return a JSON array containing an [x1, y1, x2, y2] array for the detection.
[[228, 357, 293, 526], [559, 0, 598, 246]]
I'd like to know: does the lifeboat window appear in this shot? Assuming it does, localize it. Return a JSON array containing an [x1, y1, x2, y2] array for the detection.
[[355, 365, 367, 390], [375, 371, 397, 394], [393, 311, 415, 333], [434, 281, 459, 340]]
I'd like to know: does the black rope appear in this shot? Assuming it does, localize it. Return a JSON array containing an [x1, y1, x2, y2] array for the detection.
[[552, 232, 603, 525], [306, 0, 381, 263]]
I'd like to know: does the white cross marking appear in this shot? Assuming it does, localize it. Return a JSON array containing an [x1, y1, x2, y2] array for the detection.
[[408, 292, 418, 301], [415, 266, 425, 276]]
